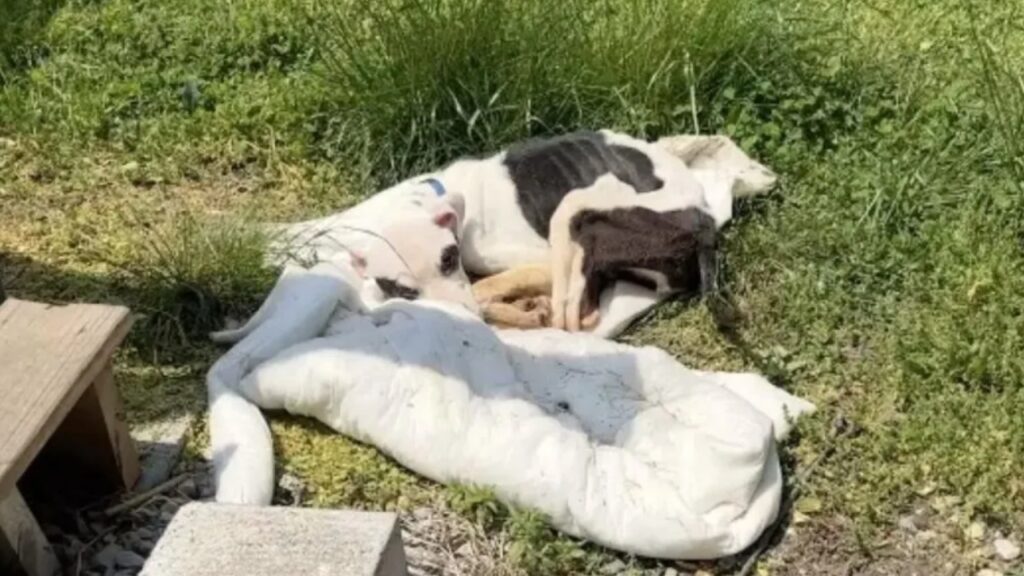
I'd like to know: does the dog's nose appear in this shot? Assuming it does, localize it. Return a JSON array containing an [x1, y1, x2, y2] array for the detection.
[[422, 280, 480, 316]]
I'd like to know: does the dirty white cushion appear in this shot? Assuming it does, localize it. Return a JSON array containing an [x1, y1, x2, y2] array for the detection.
[[208, 261, 814, 560]]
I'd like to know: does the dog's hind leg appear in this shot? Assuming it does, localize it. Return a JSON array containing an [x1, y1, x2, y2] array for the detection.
[[480, 299, 551, 329], [549, 177, 637, 331], [564, 247, 588, 332]]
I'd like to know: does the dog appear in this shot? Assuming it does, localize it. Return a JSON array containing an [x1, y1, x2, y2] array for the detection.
[[280, 130, 774, 336]]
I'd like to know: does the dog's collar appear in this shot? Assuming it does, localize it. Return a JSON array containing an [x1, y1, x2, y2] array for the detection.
[[420, 178, 446, 197]]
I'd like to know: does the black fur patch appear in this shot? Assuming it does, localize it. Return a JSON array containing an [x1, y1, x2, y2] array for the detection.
[[504, 131, 664, 238], [375, 277, 420, 301], [569, 206, 717, 317], [439, 244, 460, 276]]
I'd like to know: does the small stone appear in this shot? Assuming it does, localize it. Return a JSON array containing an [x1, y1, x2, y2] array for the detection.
[[92, 543, 122, 569], [968, 521, 986, 540], [179, 478, 199, 499], [993, 538, 1020, 561], [976, 570, 1003, 576], [898, 515, 918, 533], [601, 559, 627, 574], [135, 527, 156, 541], [135, 539, 155, 555], [276, 472, 307, 505], [831, 414, 851, 435], [160, 511, 175, 523], [114, 549, 146, 569], [916, 529, 937, 543], [199, 481, 216, 499], [665, 569, 679, 576]]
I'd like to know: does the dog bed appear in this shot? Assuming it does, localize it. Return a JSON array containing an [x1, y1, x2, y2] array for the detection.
[[208, 259, 814, 560]]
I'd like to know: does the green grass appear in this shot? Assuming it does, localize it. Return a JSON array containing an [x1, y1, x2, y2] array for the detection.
[[311, 0, 778, 180], [2, 0, 1023, 573]]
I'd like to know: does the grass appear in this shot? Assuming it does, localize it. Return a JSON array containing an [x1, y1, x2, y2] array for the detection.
[[311, 0, 775, 180], [2, 0, 1023, 573]]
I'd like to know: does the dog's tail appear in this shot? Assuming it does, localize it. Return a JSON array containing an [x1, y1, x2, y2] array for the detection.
[[208, 262, 360, 505], [691, 208, 745, 331]]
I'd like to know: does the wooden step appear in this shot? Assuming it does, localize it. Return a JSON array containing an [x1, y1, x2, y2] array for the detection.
[[0, 298, 140, 576]]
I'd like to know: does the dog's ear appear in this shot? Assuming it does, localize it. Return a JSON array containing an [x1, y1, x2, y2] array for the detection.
[[433, 209, 458, 232], [431, 192, 464, 235]]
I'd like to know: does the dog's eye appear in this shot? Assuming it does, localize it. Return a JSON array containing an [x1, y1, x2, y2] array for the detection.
[[439, 244, 460, 276], [375, 278, 420, 300]]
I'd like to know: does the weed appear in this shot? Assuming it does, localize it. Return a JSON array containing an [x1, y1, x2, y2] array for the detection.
[[118, 211, 275, 348]]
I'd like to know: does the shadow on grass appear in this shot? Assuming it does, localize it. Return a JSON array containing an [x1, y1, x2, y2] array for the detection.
[[2, 249, 233, 428]]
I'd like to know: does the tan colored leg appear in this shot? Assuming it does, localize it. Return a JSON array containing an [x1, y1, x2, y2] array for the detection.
[[0, 488, 60, 576], [472, 265, 551, 304]]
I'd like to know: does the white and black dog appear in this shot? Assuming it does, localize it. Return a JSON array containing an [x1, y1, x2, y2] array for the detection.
[[279, 130, 775, 337]]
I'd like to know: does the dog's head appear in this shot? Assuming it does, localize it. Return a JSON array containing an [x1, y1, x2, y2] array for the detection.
[[358, 181, 478, 314]]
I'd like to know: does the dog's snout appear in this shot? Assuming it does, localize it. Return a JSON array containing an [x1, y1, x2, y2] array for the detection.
[[422, 278, 480, 316]]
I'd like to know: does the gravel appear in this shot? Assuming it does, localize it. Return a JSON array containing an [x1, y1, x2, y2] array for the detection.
[[44, 462, 214, 576]]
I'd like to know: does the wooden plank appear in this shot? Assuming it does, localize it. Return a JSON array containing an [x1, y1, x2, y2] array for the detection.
[[0, 299, 132, 498], [0, 488, 60, 576], [45, 363, 140, 491]]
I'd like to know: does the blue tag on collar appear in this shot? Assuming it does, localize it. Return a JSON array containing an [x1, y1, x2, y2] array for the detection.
[[421, 178, 446, 197]]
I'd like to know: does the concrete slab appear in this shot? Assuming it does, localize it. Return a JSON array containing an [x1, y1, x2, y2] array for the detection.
[[140, 503, 407, 576]]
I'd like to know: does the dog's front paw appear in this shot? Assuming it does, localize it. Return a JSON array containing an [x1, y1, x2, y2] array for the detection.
[[580, 308, 600, 331], [521, 295, 551, 328]]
